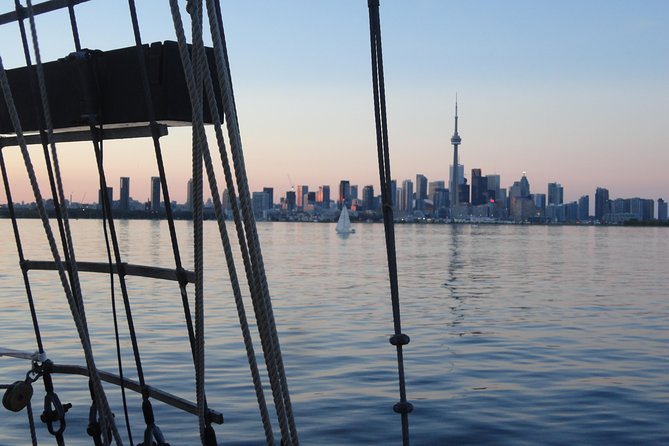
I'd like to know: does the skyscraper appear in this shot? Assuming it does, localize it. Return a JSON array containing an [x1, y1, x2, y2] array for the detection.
[[338, 180, 350, 208], [186, 178, 193, 210], [471, 168, 488, 206], [428, 180, 445, 202], [595, 187, 609, 222], [509, 173, 534, 222], [415, 174, 427, 211], [252, 191, 270, 219], [578, 195, 590, 221], [296, 185, 308, 209], [150, 176, 161, 211], [486, 174, 501, 202], [658, 198, 668, 221], [533, 193, 546, 217], [401, 179, 413, 214], [547, 182, 564, 205], [449, 99, 462, 207], [350, 185, 358, 201], [362, 185, 374, 211], [390, 180, 397, 209], [317, 185, 330, 207], [263, 187, 274, 209], [120, 177, 130, 211], [285, 190, 296, 210], [98, 187, 113, 209]]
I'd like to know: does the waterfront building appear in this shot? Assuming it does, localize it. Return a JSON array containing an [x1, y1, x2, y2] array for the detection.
[[252, 191, 270, 219], [390, 180, 397, 209], [545, 204, 563, 222], [285, 190, 296, 211], [120, 177, 130, 211], [316, 185, 330, 208], [630, 198, 654, 221], [222, 189, 231, 210], [362, 185, 374, 211], [433, 188, 449, 217], [509, 173, 534, 222], [296, 185, 309, 209], [565, 201, 578, 222], [471, 168, 487, 205], [547, 182, 564, 205], [494, 187, 508, 217], [263, 187, 274, 208], [150, 176, 161, 211], [533, 193, 546, 218], [458, 180, 470, 204], [350, 185, 359, 202], [428, 181, 445, 201], [658, 199, 668, 221], [98, 187, 113, 209], [578, 195, 589, 221], [415, 174, 428, 211], [186, 178, 193, 210], [605, 197, 654, 223], [595, 187, 609, 222], [401, 179, 413, 214], [338, 180, 350, 208], [486, 174, 501, 202]]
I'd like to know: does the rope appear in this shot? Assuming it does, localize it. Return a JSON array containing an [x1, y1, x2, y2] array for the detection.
[[191, 10, 273, 443], [367, 2, 412, 445], [189, 1, 207, 440], [66, 0, 82, 51], [0, 149, 44, 354], [125, 0, 201, 395], [96, 127, 134, 446], [203, 0, 295, 442], [203, 2, 298, 443], [167, 0, 208, 440], [27, 400, 38, 446], [1, 1, 121, 442], [169, 2, 298, 443], [13, 0, 78, 307]]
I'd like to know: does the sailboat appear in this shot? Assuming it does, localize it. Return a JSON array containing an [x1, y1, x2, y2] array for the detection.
[[336, 205, 355, 234]]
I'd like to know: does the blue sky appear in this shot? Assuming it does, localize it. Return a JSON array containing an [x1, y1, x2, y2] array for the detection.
[[1, 1, 667, 205]]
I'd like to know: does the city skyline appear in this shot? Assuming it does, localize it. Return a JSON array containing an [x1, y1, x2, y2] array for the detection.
[[0, 1, 667, 205]]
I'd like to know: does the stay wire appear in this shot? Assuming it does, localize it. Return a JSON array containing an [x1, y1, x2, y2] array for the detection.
[[14, 0, 78, 298], [66, 0, 81, 51], [0, 148, 44, 354], [17, 1, 121, 443], [367, 2, 412, 445], [191, 6, 273, 441], [188, 0, 207, 440], [203, 1, 298, 442], [126, 0, 199, 375], [97, 128, 135, 446]]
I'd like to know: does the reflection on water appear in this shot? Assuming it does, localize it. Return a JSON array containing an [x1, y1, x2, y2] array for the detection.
[[1, 220, 668, 445]]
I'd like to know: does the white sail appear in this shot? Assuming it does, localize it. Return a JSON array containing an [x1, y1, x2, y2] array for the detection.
[[336, 205, 355, 233]]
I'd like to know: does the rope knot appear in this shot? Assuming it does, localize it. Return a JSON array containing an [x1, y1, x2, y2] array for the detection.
[[389, 333, 410, 346], [41, 392, 70, 436], [393, 401, 414, 414]]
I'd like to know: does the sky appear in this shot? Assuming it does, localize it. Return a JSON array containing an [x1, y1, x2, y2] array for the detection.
[[0, 0, 667, 206]]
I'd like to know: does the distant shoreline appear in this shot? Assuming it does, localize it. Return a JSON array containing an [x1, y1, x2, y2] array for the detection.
[[1, 208, 667, 227]]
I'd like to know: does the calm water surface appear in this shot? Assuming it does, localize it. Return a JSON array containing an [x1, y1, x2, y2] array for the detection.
[[1, 220, 668, 445]]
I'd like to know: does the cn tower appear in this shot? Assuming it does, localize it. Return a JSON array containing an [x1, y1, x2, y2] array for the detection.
[[449, 98, 462, 208]]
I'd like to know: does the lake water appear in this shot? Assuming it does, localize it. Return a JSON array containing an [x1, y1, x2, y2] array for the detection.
[[1, 219, 668, 445]]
